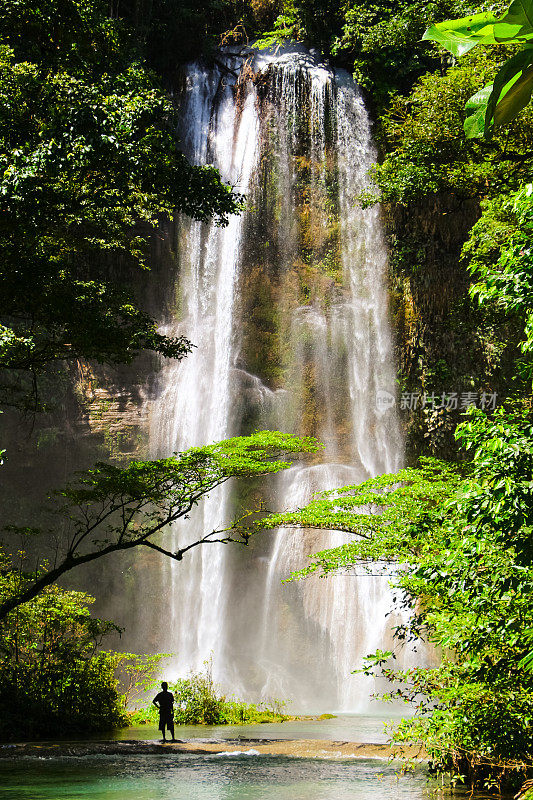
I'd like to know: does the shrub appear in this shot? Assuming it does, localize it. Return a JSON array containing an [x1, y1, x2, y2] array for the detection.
[[131, 659, 290, 726], [0, 550, 137, 739]]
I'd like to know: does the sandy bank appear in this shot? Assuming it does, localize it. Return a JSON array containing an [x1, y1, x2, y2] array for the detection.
[[0, 739, 425, 760]]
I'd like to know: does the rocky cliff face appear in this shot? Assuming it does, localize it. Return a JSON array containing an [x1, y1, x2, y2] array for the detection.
[[384, 192, 523, 458]]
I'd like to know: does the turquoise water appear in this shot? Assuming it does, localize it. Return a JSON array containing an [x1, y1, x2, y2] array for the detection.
[[0, 716, 505, 799], [0, 754, 431, 800], [100, 713, 393, 744]]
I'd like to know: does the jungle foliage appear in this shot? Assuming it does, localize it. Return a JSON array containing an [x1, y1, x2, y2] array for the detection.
[[367, 46, 533, 205], [0, 0, 240, 408], [263, 407, 533, 791], [424, 0, 533, 138], [0, 554, 128, 739], [464, 182, 533, 383], [0, 549, 169, 738], [255, 1, 507, 106]]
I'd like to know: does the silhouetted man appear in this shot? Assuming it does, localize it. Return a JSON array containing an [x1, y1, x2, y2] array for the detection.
[[153, 681, 176, 743]]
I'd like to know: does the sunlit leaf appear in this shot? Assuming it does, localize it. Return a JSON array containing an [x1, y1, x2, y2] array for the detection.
[[464, 83, 493, 138], [479, 45, 533, 137], [494, 62, 533, 126], [423, 0, 533, 58], [423, 12, 500, 57]]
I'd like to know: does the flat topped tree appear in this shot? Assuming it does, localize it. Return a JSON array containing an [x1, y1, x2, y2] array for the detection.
[[0, 431, 320, 620]]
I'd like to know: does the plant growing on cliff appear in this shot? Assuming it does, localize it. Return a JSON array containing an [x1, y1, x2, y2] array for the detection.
[[255, 0, 472, 101], [332, 0, 472, 104], [464, 182, 533, 384], [0, 431, 319, 620]]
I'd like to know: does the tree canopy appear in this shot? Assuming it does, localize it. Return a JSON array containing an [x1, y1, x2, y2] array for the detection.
[[0, 0, 241, 406]]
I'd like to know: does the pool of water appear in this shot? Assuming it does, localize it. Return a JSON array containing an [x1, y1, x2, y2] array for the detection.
[[99, 713, 395, 744], [0, 715, 507, 800], [0, 753, 432, 800]]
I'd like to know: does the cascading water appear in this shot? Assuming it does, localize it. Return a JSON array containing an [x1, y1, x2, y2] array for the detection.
[[149, 54, 260, 667], [148, 45, 403, 712]]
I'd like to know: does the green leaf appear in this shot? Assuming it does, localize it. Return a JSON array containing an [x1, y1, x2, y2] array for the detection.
[[498, 0, 533, 38], [518, 648, 533, 671], [483, 46, 533, 136], [422, 12, 499, 57], [423, 0, 533, 58], [464, 83, 493, 139], [494, 62, 533, 127]]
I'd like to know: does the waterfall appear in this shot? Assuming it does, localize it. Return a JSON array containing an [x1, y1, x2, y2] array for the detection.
[[148, 45, 403, 712]]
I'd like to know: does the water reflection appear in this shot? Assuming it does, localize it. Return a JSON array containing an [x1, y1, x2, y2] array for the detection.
[[101, 712, 397, 744], [0, 755, 432, 800]]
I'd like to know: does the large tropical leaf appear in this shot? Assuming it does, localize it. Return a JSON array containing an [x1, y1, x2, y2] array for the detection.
[[493, 61, 533, 126], [426, 0, 533, 139], [423, 12, 500, 57], [498, 0, 533, 38], [487, 44, 533, 126], [423, 0, 533, 57], [464, 46, 533, 138]]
